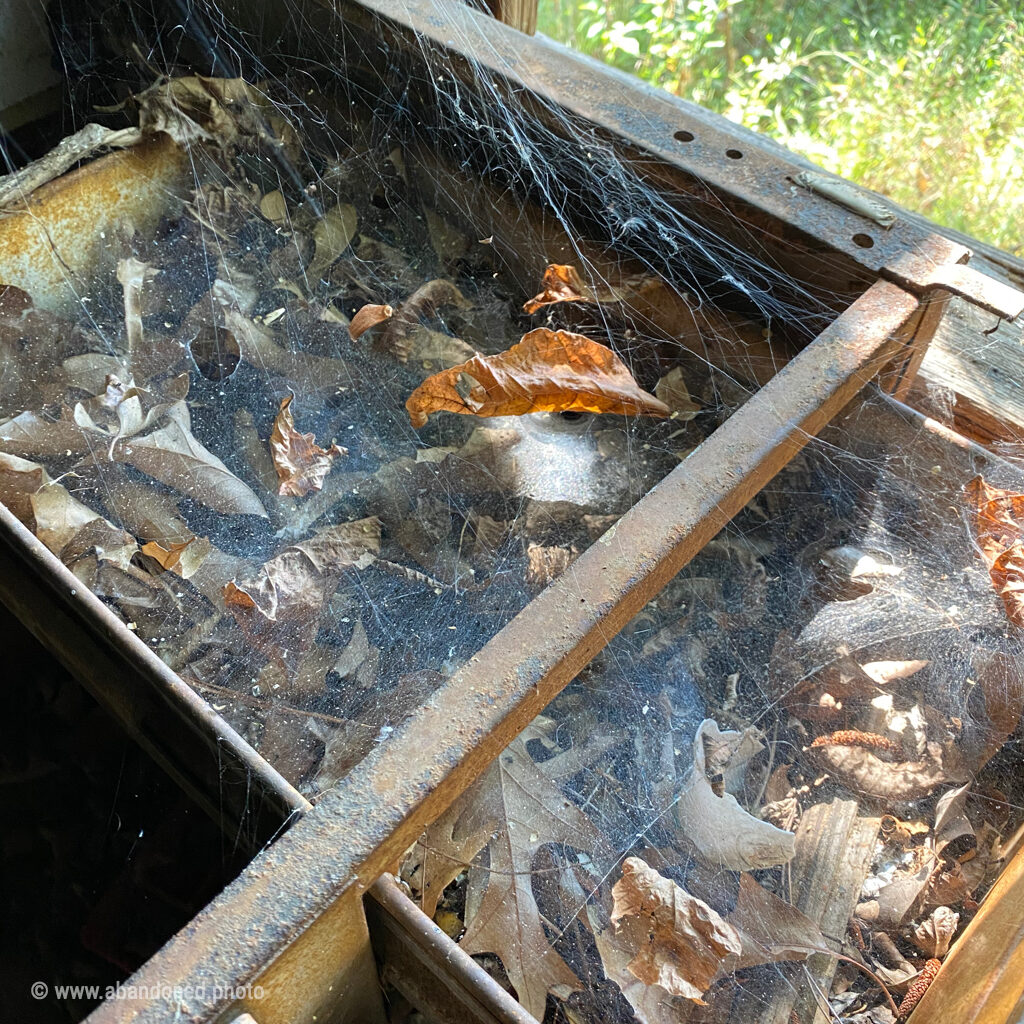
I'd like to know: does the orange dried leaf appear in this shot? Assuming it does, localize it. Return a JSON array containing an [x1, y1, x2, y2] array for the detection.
[[967, 475, 1024, 627], [348, 302, 393, 340], [522, 263, 629, 314], [406, 327, 669, 428], [270, 393, 347, 497], [141, 538, 194, 571]]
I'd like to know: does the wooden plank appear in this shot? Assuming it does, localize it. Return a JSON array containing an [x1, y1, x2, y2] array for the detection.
[[916, 297, 1024, 446], [908, 839, 1024, 1023]]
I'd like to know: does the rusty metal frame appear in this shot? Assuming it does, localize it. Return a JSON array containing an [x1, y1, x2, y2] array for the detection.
[[85, 277, 929, 1024], [366, 874, 538, 1024], [0, 503, 309, 851], [0, 1, 1012, 1021]]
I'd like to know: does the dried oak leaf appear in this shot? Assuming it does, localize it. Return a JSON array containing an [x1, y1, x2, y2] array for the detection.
[[223, 517, 380, 675], [406, 738, 611, 1019], [608, 857, 741, 1004], [406, 328, 669, 428], [967, 475, 1024, 628], [269, 393, 347, 497], [348, 303, 393, 341], [674, 720, 796, 870]]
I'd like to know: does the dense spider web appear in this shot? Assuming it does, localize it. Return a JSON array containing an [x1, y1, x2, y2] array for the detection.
[[4, 0, 1024, 1020]]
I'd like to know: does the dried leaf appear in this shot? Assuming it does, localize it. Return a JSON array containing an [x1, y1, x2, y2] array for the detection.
[[132, 75, 298, 157], [409, 739, 610, 1018], [608, 857, 741, 1004], [654, 367, 701, 421], [30, 483, 137, 570], [259, 189, 288, 224], [726, 873, 826, 970], [0, 451, 50, 525], [856, 864, 932, 930], [224, 308, 351, 394], [30, 483, 102, 554], [348, 303, 393, 340], [674, 720, 796, 870], [379, 279, 471, 362], [809, 743, 947, 802], [116, 403, 267, 517], [269, 394, 347, 497], [523, 263, 630, 313], [223, 517, 380, 674], [140, 536, 213, 579], [117, 257, 157, 371], [910, 906, 959, 958], [309, 202, 358, 279], [967, 475, 1024, 627], [406, 328, 669, 428], [861, 659, 930, 684]]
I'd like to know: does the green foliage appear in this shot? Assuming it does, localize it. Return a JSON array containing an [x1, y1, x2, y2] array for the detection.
[[539, 0, 1024, 251]]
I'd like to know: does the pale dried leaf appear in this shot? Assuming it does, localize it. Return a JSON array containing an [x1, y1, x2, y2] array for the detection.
[[117, 403, 267, 517], [654, 367, 700, 421], [309, 202, 358, 278], [726, 873, 826, 970], [911, 906, 959, 958], [0, 451, 50, 524], [608, 857, 741, 1003], [674, 720, 796, 870]]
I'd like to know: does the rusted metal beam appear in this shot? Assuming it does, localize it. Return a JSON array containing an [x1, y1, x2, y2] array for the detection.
[[84, 279, 925, 1024], [331, 0, 1022, 318], [0, 503, 309, 851], [366, 874, 539, 1024]]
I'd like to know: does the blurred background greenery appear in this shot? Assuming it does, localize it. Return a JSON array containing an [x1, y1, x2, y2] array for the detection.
[[538, 0, 1023, 252]]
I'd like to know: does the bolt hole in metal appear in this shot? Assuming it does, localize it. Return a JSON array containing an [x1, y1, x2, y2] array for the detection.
[[725, 148, 743, 159], [853, 232, 875, 248], [674, 129, 695, 142]]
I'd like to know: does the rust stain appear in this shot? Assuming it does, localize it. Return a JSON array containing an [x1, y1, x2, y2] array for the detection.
[[0, 134, 189, 312]]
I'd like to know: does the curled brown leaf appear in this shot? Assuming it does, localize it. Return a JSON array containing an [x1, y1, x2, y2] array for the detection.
[[967, 475, 1024, 627], [269, 393, 347, 497], [523, 263, 630, 314], [609, 857, 741, 1004], [379, 279, 471, 362], [348, 303, 393, 340], [406, 328, 669, 428]]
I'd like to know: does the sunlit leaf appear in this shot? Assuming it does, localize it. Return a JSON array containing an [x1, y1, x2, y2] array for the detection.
[[406, 327, 669, 428]]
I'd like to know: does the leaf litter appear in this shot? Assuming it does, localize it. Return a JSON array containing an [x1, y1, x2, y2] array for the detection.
[[1, 68, 1023, 1024]]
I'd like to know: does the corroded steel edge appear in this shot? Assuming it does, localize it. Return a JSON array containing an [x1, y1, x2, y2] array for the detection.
[[332, 0, 984, 297], [84, 280, 923, 1024], [0, 503, 309, 848], [366, 874, 539, 1024]]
